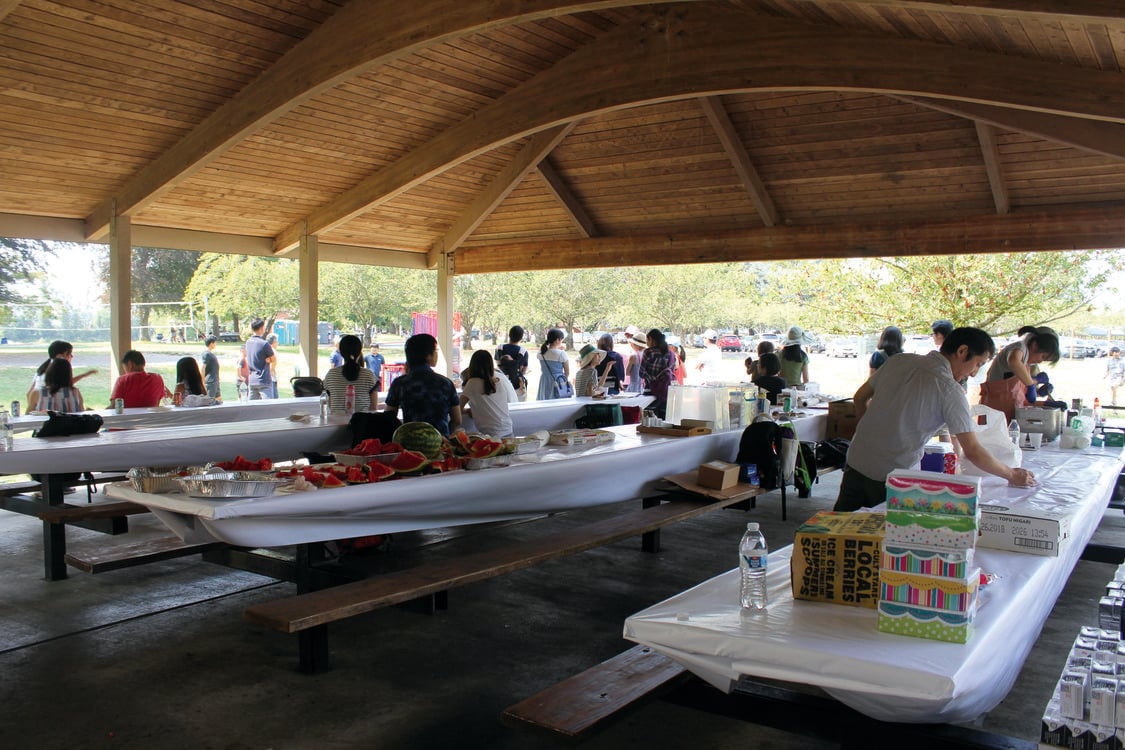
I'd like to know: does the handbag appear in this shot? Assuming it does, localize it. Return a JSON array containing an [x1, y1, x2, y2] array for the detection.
[[554, 373, 574, 398], [978, 376, 1027, 422], [32, 411, 103, 438]]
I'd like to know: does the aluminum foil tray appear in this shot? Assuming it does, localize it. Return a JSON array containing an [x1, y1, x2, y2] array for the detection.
[[126, 466, 203, 494], [175, 472, 283, 499]]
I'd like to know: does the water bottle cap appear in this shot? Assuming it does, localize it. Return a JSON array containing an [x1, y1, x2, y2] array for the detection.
[[746, 522, 759, 532]]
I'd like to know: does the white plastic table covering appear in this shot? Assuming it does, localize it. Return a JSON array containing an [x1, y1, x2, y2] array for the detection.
[[106, 414, 827, 548], [623, 445, 1125, 725], [0, 417, 352, 476], [11, 396, 325, 433]]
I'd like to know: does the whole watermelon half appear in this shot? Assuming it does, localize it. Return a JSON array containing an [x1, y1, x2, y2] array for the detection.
[[393, 422, 444, 458]]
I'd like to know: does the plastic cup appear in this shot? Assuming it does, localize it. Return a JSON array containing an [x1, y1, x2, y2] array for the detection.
[[1027, 433, 1042, 450]]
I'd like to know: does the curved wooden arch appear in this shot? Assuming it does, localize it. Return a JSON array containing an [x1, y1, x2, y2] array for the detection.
[[275, 3, 1125, 253], [83, 0, 695, 239]]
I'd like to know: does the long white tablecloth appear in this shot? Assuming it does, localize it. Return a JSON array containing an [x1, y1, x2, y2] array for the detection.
[[0, 417, 352, 476], [462, 393, 655, 434], [11, 397, 324, 433], [623, 444, 1125, 725], [107, 414, 827, 548]]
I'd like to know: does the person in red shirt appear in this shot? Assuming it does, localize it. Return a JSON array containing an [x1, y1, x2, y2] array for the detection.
[[110, 350, 171, 408]]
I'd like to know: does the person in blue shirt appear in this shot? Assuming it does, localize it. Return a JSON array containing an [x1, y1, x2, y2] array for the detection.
[[364, 342, 385, 392], [383, 334, 462, 436]]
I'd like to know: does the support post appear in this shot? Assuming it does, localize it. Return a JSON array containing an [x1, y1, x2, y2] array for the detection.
[[108, 209, 132, 379], [298, 231, 319, 378], [435, 244, 456, 378]]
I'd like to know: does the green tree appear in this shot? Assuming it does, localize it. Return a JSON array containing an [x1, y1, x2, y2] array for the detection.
[[97, 246, 201, 340], [320, 263, 434, 342], [768, 250, 1124, 335], [0, 238, 53, 322], [620, 264, 748, 338], [184, 254, 300, 335]]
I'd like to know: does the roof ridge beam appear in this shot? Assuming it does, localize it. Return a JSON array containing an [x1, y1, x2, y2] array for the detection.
[[274, 4, 1125, 253]]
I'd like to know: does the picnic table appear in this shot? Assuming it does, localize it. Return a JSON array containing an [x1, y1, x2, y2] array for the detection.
[[623, 442, 1125, 726]]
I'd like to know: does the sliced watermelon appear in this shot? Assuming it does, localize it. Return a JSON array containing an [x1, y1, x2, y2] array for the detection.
[[390, 450, 429, 473], [321, 474, 345, 488], [367, 462, 396, 481]]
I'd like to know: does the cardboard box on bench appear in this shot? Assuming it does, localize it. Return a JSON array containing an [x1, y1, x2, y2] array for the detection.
[[791, 510, 884, 609], [697, 461, 740, 490]]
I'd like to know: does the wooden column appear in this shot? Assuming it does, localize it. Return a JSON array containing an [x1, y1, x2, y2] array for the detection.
[[298, 231, 319, 378], [107, 210, 132, 380], [435, 244, 456, 378]]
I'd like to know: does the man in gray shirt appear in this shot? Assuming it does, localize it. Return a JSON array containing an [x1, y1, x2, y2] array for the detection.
[[834, 327, 1035, 511]]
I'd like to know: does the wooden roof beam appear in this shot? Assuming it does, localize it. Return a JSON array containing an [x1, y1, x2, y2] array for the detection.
[[698, 96, 779, 227], [826, 1, 1125, 24], [82, 0, 699, 241], [427, 123, 575, 268], [452, 206, 1125, 274], [537, 158, 598, 238], [274, 5, 1125, 254], [975, 123, 1009, 215], [892, 96, 1125, 161]]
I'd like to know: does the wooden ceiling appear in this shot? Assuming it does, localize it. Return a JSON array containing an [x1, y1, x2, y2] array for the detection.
[[2, 0, 1124, 275]]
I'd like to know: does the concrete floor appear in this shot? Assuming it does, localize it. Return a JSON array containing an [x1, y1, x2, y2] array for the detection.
[[1, 471, 1122, 750]]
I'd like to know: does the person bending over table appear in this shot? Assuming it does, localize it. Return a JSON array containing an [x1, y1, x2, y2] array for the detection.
[[383, 333, 462, 437], [834, 326, 1035, 512], [26, 339, 97, 410], [110, 350, 171, 408]]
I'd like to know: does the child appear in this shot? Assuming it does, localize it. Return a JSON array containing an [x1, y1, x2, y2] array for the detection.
[[751, 351, 787, 405], [574, 344, 610, 398]]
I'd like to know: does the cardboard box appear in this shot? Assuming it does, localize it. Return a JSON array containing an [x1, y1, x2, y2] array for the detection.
[[885, 469, 980, 517], [885, 508, 979, 551], [827, 399, 857, 439], [978, 499, 1071, 557], [881, 544, 974, 579], [697, 460, 739, 490], [791, 511, 884, 609], [878, 568, 979, 612], [877, 600, 975, 643]]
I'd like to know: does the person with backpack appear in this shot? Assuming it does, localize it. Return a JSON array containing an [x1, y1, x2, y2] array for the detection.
[[536, 328, 572, 400], [594, 333, 624, 395], [495, 325, 529, 401]]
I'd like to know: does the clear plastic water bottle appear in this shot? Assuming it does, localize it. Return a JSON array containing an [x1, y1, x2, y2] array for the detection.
[[319, 390, 329, 421], [0, 409, 13, 451], [344, 384, 356, 416], [739, 521, 768, 610], [1007, 419, 1020, 447], [728, 390, 742, 431]]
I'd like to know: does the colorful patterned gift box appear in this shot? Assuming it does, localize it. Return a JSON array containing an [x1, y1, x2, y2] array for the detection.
[[877, 600, 977, 644], [881, 544, 974, 580], [885, 470, 981, 517], [885, 509, 979, 551], [879, 569, 980, 613]]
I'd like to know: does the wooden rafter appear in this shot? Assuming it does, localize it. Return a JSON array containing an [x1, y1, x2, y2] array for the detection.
[[453, 206, 1125, 273], [698, 96, 779, 227], [823, 1, 1125, 24], [273, 5, 1125, 253], [974, 123, 1009, 215], [892, 96, 1125, 161], [426, 123, 575, 266], [536, 158, 598, 238]]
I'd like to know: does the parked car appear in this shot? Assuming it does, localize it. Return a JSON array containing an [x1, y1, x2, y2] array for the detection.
[[717, 334, 742, 352], [217, 331, 241, 342], [904, 335, 932, 355], [740, 335, 756, 352], [827, 337, 859, 358]]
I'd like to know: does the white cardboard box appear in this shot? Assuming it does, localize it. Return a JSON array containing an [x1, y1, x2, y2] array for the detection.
[[978, 500, 1071, 557]]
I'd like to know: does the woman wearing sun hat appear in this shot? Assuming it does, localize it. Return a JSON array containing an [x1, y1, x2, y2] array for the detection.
[[625, 329, 646, 393], [779, 326, 811, 385], [574, 344, 610, 397]]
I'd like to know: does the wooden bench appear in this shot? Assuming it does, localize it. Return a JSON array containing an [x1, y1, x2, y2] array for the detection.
[[502, 644, 688, 740], [64, 536, 225, 574], [244, 491, 759, 673], [38, 500, 148, 525]]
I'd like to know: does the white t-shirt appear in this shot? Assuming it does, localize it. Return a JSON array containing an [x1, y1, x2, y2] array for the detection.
[[461, 375, 518, 436], [846, 351, 975, 482], [696, 345, 722, 384]]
